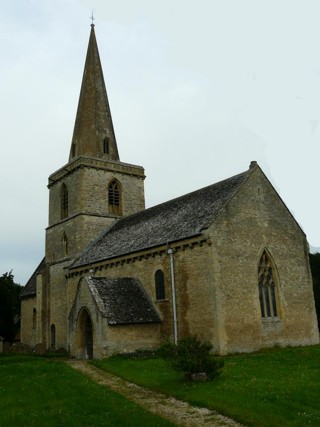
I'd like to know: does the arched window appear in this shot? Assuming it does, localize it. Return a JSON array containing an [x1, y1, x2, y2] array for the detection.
[[50, 324, 56, 349], [60, 184, 68, 219], [62, 232, 68, 256], [32, 308, 37, 329], [258, 250, 278, 319], [108, 180, 121, 215], [103, 137, 109, 154], [155, 270, 166, 300]]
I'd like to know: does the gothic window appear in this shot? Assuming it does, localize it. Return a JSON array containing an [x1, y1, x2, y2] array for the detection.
[[60, 184, 68, 219], [108, 179, 121, 215], [258, 250, 278, 319], [103, 137, 109, 154], [155, 270, 166, 300], [62, 232, 68, 256], [50, 324, 56, 349], [32, 308, 37, 329]]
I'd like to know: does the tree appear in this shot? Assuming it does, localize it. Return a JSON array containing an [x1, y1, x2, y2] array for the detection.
[[310, 253, 320, 329], [0, 272, 22, 341]]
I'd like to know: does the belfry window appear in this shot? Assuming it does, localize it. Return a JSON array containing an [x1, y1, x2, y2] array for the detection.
[[71, 143, 76, 158], [60, 184, 68, 219], [155, 270, 166, 300], [103, 137, 109, 154], [258, 250, 278, 319], [108, 180, 121, 214]]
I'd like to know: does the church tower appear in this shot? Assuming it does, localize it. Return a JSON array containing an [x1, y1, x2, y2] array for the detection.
[[43, 24, 145, 348], [46, 24, 145, 263]]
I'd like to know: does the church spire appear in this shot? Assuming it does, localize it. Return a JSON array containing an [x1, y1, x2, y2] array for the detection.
[[69, 24, 119, 162]]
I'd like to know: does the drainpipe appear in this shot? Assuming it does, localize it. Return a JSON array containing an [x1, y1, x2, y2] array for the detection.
[[168, 248, 178, 345]]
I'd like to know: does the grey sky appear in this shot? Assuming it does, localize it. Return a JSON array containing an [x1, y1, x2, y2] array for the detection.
[[1, 0, 319, 284]]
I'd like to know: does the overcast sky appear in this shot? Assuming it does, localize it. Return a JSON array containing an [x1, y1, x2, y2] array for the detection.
[[1, 0, 319, 284]]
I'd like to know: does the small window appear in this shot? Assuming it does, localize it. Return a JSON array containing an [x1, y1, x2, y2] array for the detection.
[[108, 180, 121, 214], [60, 184, 68, 219], [103, 137, 109, 154], [50, 324, 56, 349], [258, 250, 278, 319], [155, 270, 166, 300], [71, 143, 76, 158], [62, 232, 68, 256], [32, 308, 37, 329]]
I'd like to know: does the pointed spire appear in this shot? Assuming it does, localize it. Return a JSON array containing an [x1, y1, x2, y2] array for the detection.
[[69, 24, 120, 162]]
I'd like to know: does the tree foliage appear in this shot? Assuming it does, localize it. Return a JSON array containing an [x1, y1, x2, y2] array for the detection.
[[310, 253, 320, 329], [0, 272, 22, 341]]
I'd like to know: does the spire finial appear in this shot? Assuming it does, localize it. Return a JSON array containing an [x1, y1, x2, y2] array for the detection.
[[90, 10, 95, 26]]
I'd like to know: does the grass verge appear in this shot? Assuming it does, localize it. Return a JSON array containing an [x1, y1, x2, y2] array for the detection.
[[0, 355, 175, 427], [91, 345, 320, 427]]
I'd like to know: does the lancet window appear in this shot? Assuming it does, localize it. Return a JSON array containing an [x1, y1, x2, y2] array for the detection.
[[60, 184, 69, 219], [103, 137, 109, 154], [258, 250, 278, 319], [62, 232, 68, 256], [155, 270, 166, 300]]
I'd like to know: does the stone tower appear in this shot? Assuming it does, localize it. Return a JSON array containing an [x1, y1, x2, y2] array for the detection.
[[43, 24, 145, 348]]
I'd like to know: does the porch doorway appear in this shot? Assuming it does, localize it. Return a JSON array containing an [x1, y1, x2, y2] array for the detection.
[[77, 308, 93, 359]]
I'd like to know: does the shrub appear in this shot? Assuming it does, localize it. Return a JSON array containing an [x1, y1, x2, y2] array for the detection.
[[158, 336, 224, 380]]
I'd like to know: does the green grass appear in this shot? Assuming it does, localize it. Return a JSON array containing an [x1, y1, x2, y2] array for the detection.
[[0, 355, 175, 427], [91, 345, 320, 427]]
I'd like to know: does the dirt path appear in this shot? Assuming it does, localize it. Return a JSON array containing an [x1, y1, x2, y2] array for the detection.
[[67, 360, 245, 427]]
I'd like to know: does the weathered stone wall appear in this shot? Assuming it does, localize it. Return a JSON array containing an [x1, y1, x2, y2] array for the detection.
[[44, 157, 146, 352], [47, 261, 70, 349], [209, 167, 319, 354], [20, 297, 37, 348], [67, 240, 216, 356], [48, 162, 145, 227]]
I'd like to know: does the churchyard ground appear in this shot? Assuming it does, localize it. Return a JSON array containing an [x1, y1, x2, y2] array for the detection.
[[0, 355, 175, 427], [92, 345, 320, 427]]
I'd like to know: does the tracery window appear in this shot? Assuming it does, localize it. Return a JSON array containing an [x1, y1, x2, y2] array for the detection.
[[108, 180, 121, 215], [258, 250, 278, 319], [60, 184, 69, 219], [155, 269, 166, 300]]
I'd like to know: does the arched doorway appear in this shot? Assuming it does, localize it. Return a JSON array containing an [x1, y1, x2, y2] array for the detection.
[[76, 308, 93, 359]]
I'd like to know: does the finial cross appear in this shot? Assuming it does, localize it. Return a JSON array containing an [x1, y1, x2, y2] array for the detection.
[[90, 11, 95, 25]]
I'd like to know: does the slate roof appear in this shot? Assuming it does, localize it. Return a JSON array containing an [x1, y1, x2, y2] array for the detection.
[[71, 167, 252, 269], [87, 277, 161, 325], [20, 258, 45, 299]]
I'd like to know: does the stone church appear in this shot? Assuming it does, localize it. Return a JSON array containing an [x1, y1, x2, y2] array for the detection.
[[20, 24, 319, 358]]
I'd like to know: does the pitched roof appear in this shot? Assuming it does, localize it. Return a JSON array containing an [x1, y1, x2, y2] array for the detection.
[[87, 277, 161, 325], [71, 167, 252, 269], [20, 258, 45, 299]]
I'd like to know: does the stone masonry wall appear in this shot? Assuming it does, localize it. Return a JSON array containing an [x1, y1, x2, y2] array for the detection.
[[209, 167, 319, 354], [67, 240, 216, 356]]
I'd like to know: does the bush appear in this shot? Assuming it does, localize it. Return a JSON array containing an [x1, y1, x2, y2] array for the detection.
[[158, 336, 224, 380]]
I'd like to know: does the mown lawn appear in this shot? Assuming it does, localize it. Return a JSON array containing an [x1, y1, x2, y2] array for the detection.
[[92, 345, 320, 427], [0, 355, 175, 427]]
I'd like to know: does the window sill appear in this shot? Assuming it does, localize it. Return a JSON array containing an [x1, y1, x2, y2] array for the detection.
[[262, 317, 280, 323]]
